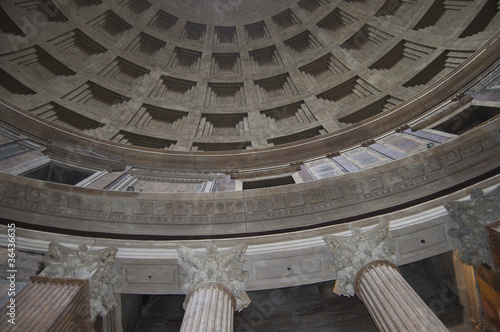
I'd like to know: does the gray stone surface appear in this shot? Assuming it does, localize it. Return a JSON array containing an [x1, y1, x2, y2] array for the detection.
[[178, 243, 251, 311], [39, 242, 119, 323], [445, 186, 500, 268], [0, 0, 497, 155], [323, 221, 398, 297]]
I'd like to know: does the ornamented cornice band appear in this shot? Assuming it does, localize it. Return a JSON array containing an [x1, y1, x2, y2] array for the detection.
[[323, 221, 398, 297], [444, 185, 500, 268], [39, 242, 119, 322], [177, 243, 251, 312], [0, 122, 499, 237]]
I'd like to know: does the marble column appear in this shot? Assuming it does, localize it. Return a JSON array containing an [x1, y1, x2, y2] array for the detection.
[[39, 242, 119, 324], [177, 243, 250, 332], [354, 260, 448, 331], [324, 221, 447, 332]]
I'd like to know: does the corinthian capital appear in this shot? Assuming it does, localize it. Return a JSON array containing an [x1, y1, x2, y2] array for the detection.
[[445, 186, 500, 268], [39, 242, 119, 323], [323, 221, 398, 297], [177, 243, 250, 312]]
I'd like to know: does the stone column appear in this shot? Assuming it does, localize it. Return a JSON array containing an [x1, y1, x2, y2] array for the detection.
[[354, 260, 448, 331], [323, 221, 447, 332], [181, 282, 235, 331], [177, 243, 250, 332], [39, 242, 119, 325]]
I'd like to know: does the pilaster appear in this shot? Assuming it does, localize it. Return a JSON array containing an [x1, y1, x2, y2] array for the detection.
[[39, 242, 119, 323], [445, 186, 500, 269]]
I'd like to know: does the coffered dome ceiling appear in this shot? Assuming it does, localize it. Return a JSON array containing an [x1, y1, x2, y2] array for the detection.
[[1, 0, 499, 167], [2, 5, 500, 329]]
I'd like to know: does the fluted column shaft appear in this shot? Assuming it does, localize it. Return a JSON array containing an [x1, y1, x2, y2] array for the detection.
[[180, 282, 235, 332], [354, 260, 448, 332]]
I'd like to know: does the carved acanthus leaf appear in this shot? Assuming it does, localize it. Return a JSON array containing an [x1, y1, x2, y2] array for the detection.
[[323, 221, 398, 297], [177, 243, 250, 312], [39, 242, 119, 322], [444, 186, 500, 268]]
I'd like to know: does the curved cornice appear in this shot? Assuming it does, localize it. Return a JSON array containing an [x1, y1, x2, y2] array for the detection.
[[1, 118, 499, 238], [2, 177, 499, 292]]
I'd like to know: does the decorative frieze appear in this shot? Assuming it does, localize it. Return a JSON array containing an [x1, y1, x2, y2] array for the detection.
[[445, 186, 500, 268], [323, 221, 398, 296], [177, 243, 250, 312], [39, 242, 119, 323], [0, 125, 499, 236]]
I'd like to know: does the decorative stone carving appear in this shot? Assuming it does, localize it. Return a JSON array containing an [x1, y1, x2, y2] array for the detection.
[[39, 242, 119, 322], [444, 186, 500, 268], [323, 221, 398, 296], [1, 122, 499, 238], [177, 243, 250, 311]]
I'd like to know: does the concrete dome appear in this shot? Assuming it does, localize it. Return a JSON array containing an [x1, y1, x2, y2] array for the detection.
[[0, 0, 499, 330]]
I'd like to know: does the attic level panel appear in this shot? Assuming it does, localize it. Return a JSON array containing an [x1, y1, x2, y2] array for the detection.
[[305, 158, 345, 179], [377, 132, 429, 156], [341, 146, 392, 169], [131, 179, 203, 193]]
